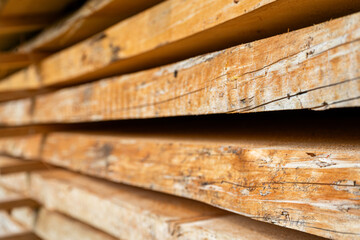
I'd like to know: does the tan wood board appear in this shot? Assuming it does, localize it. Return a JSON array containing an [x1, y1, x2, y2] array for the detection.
[[0, 0, 358, 94], [18, 0, 164, 53], [0, 0, 164, 82], [34, 209, 117, 240], [6, 170, 324, 240], [0, 12, 359, 125], [0, 132, 358, 239]]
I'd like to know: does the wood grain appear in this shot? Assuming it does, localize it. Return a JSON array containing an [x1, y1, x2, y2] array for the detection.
[[0, 12, 359, 125], [0, 131, 358, 239], [18, 0, 164, 53], [33, 209, 117, 240], [7, 169, 321, 240], [0, 0, 358, 94]]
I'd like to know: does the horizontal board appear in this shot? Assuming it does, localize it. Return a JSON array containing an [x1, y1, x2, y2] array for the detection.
[[18, 0, 164, 53], [0, 12, 359, 125], [0, 212, 24, 237], [0, 131, 358, 239], [0, 0, 358, 94], [24, 208, 117, 240], [0, 0, 164, 84], [0, 0, 78, 51], [3, 170, 323, 240]]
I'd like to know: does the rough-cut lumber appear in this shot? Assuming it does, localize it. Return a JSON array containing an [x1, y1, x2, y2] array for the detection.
[[0, 232, 40, 240], [0, 157, 47, 175], [0, 53, 47, 71], [0, 0, 78, 51], [0, 130, 358, 239], [0, 0, 163, 84], [0, 0, 358, 94], [0, 134, 43, 160], [31, 132, 360, 239], [0, 212, 23, 236], [25, 170, 322, 240], [1, 12, 360, 125], [0, 198, 39, 211], [175, 215, 322, 240], [0, 16, 56, 35], [20, 208, 117, 240], [18, 0, 164, 53], [29, 170, 224, 239]]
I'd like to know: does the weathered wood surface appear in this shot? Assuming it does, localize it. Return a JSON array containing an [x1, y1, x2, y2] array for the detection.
[[4, 170, 323, 240], [0, 131, 358, 239], [0, 134, 42, 160], [0, 0, 163, 84], [0, 12, 359, 125], [0, 53, 47, 71], [0, 198, 39, 211], [0, 212, 24, 237], [29, 170, 224, 239], [0, 157, 47, 175], [0, 0, 358, 94], [18, 0, 164, 53], [31, 209, 118, 240], [0, 232, 40, 240], [0, 0, 78, 51]]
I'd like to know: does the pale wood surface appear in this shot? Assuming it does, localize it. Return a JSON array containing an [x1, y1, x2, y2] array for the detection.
[[0, 212, 24, 237], [0, 12, 359, 125], [2, 170, 325, 240], [34, 209, 118, 240], [0, 0, 358, 94], [0, 131, 358, 239]]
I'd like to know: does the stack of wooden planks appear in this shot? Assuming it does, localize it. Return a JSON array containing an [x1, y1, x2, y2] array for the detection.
[[0, 0, 359, 239]]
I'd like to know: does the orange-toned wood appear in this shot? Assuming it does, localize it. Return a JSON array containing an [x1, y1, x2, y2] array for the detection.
[[0, 198, 39, 211], [0, 232, 40, 240], [0, 0, 358, 94], [0, 131, 358, 239], [0, 12, 359, 125]]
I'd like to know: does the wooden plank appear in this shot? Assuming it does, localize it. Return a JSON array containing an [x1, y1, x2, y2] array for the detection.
[[29, 132, 360, 239], [0, 160, 47, 175], [0, 232, 40, 240], [29, 170, 224, 239], [0, 134, 43, 160], [0, 0, 358, 93], [25, 170, 323, 240], [0, 53, 48, 70], [0, 12, 359, 125], [0, 212, 24, 236], [33, 209, 117, 240], [0, 0, 79, 51], [0, 0, 163, 83], [0, 16, 57, 35], [0, 198, 39, 211], [175, 215, 324, 240], [18, 0, 164, 53]]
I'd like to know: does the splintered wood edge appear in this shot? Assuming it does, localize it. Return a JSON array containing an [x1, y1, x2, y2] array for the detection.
[[0, 0, 359, 93]]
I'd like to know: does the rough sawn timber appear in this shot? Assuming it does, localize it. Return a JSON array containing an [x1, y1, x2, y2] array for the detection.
[[17, 0, 164, 53], [0, 0, 359, 93], [2, 170, 324, 240], [0, 132, 358, 239], [0, 12, 359, 125]]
